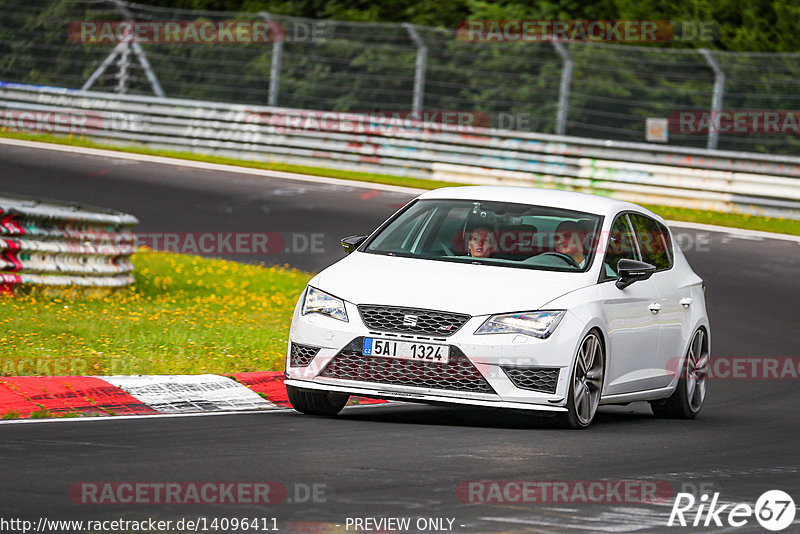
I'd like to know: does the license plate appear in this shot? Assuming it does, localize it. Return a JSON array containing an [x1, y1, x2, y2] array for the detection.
[[363, 337, 450, 364]]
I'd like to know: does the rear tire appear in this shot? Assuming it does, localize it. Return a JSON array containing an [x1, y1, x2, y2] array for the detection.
[[558, 331, 605, 429], [286, 385, 349, 416], [651, 328, 708, 419]]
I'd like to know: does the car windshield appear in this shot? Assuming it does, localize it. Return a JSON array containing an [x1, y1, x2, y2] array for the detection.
[[363, 199, 602, 271]]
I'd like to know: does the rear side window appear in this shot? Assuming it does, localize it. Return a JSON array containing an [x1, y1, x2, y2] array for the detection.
[[602, 214, 639, 280], [629, 213, 673, 271]]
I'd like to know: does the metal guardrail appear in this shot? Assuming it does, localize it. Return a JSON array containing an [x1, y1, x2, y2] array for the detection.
[[1, 83, 799, 220], [0, 192, 137, 292], [7, 0, 800, 155]]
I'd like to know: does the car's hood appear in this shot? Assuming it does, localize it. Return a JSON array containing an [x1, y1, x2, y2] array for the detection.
[[313, 252, 594, 316]]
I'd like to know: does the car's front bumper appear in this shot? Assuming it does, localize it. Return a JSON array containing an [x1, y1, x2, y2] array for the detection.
[[283, 378, 567, 412], [286, 300, 584, 412]]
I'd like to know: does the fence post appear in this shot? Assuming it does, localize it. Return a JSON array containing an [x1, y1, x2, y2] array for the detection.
[[550, 41, 573, 136], [699, 48, 725, 150], [115, 43, 130, 94], [403, 23, 428, 115], [82, 43, 124, 92], [130, 42, 165, 97], [260, 12, 283, 107], [96, 0, 166, 97]]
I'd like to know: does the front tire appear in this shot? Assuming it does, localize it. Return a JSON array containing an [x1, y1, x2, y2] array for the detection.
[[286, 385, 349, 416], [651, 328, 709, 419], [558, 331, 605, 429]]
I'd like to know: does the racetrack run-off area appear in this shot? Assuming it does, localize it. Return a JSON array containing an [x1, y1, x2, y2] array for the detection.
[[0, 373, 386, 420]]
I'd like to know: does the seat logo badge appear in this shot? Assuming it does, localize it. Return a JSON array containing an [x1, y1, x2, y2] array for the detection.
[[403, 315, 419, 327]]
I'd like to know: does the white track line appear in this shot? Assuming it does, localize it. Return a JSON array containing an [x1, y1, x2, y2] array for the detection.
[[2, 137, 798, 242], [0, 402, 395, 426], [0, 408, 287, 425]]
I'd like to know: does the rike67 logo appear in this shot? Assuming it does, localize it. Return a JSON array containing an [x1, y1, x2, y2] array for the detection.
[[668, 490, 796, 531]]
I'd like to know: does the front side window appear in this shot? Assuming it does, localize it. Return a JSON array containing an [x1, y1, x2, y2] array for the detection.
[[602, 214, 640, 280], [629, 213, 673, 271], [363, 199, 602, 272]]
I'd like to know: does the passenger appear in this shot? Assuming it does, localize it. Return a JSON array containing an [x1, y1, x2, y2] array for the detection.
[[467, 226, 497, 258]]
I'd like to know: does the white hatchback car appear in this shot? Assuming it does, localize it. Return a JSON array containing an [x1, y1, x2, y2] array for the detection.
[[285, 186, 710, 428]]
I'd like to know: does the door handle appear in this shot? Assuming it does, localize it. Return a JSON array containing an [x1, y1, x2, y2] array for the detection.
[[680, 297, 693, 308], [648, 303, 662, 314]]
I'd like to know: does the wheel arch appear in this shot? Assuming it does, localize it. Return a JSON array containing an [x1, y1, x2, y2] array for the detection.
[[667, 320, 711, 391], [570, 318, 609, 396]]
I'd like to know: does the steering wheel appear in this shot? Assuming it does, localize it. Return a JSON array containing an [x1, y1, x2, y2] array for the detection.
[[437, 239, 456, 257], [538, 252, 581, 268]]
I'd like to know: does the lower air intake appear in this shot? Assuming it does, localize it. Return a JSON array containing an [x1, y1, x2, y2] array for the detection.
[[320, 338, 495, 394], [290, 343, 320, 367], [501, 366, 559, 394]]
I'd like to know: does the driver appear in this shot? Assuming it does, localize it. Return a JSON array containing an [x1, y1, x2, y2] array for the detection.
[[554, 221, 588, 268]]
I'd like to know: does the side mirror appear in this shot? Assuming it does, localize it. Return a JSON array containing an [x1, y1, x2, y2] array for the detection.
[[615, 259, 656, 289], [341, 235, 368, 255]]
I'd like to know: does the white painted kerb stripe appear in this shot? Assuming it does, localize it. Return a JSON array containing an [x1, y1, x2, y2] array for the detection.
[[102, 374, 276, 413]]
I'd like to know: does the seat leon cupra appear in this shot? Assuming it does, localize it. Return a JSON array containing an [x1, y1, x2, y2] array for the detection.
[[285, 186, 710, 428]]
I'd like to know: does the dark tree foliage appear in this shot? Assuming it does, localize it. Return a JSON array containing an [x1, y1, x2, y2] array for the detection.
[[133, 0, 800, 52]]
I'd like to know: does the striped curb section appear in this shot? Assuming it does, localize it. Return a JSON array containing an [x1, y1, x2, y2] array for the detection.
[[0, 373, 386, 420]]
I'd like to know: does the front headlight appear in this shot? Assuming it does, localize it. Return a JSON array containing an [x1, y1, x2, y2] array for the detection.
[[475, 310, 565, 339], [302, 286, 348, 322]]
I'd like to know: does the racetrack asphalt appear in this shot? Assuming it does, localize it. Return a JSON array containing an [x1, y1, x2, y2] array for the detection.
[[1, 142, 799, 533]]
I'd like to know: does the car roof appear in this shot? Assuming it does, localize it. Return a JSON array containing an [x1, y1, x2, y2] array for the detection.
[[417, 186, 654, 220]]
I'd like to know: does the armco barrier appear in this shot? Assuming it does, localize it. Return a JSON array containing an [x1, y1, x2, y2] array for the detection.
[[2, 83, 800, 219], [0, 193, 137, 292]]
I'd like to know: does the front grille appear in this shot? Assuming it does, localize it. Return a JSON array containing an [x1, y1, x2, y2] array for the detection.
[[502, 366, 559, 393], [290, 343, 320, 367], [357, 305, 470, 337], [320, 338, 495, 394]]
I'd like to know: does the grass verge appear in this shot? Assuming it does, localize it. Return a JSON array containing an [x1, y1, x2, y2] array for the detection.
[[641, 204, 800, 236], [1, 251, 311, 376], [2, 130, 798, 236]]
